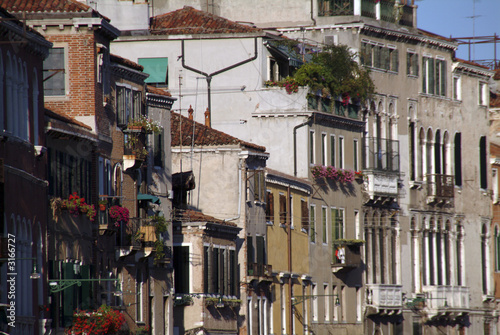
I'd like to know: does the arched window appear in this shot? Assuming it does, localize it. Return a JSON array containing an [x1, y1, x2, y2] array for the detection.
[[480, 136, 487, 189], [434, 129, 441, 174], [426, 128, 433, 176], [481, 224, 488, 294], [418, 127, 425, 181], [454, 133, 462, 186]]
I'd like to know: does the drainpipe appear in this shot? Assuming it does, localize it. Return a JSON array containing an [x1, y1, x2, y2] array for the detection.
[[287, 185, 293, 335], [224, 159, 243, 222], [310, 0, 317, 26], [293, 117, 312, 177]]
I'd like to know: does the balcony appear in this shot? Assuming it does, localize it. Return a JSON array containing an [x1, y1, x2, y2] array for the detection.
[[318, 0, 415, 27], [366, 284, 403, 314], [247, 263, 272, 281], [331, 241, 362, 271], [123, 128, 148, 171], [421, 285, 469, 317], [426, 174, 454, 204]]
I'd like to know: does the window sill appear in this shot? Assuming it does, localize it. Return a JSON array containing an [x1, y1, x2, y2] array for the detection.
[[407, 74, 419, 79]]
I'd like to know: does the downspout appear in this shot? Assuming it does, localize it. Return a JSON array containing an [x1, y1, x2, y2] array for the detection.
[[310, 0, 317, 26], [294, 117, 312, 177], [287, 185, 293, 334], [225, 159, 243, 222]]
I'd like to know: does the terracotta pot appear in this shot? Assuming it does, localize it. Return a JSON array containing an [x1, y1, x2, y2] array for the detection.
[[99, 204, 106, 211]]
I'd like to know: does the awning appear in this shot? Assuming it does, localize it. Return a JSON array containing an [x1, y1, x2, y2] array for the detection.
[[137, 192, 161, 204], [138, 57, 168, 84], [266, 41, 308, 68]]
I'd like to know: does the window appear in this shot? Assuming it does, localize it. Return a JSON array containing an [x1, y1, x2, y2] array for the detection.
[[330, 135, 336, 167], [173, 245, 190, 293], [301, 199, 309, 232], [310, 205, 316, 243], [322, 207, 327, 244], [266, 191, 274, 224], [310, 130, 315, 165], [407, 51, 419, 76], [454, 133, 462, 186], [480, 136, 487, 189], [43, 47, 65, 96], [48, 148, 92, 200], [136, 269, 143, 321], [409, 121, 416, 181], [479, 82, 488, 106], [331, 208, 344, 240], [117, 86, 142, 127], [253, 170, 266, 202], [322, 133, 327, 165], [422, 56, 446, 96], [279, 193, 287, 225], [153, 128, 164, 167], [338, 137, 344, 168], [493, 169, 499, 202], [138, 57, 168, 87], [204, 245, 238, 296], [268, 57, 280, 82], [324, 284, 330, 321], [353, 139, 359, 171], [453, 76, 462, 100], [388, 46, 399, 72], [361, 41, 398, 73], [312, 283, 318, 321]]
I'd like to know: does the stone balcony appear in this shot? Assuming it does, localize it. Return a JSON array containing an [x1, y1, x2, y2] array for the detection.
[[366, 283, 403, 315], [421, 285, 469, 317]]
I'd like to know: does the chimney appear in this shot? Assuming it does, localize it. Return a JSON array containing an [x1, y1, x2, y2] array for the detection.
[[204, 108, 210, 127], [188, 105, 194, 120]]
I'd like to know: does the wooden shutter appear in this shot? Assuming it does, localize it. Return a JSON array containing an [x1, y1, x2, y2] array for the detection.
[[279, 194, 286, 224], [266, 191, 274, 223], [301, 200, 309, 231], [256, 236, 265, 265]]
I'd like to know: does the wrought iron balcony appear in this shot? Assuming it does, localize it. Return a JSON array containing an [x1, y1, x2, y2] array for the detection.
[[247, 263, 272, 278], [366, 284, 403, 314], [426, 174, 454, 204]]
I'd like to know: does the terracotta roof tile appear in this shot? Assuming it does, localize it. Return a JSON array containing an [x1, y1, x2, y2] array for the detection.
[[454, 57, 490, 70], [174, 209, 237, 227], [171, 111, 266, 152], [146, 85, 172, 97], [110, 53, 144, 72], [2, 0, 93, 13], [45, 108, 92, 130], [150, 6, 262, 35]]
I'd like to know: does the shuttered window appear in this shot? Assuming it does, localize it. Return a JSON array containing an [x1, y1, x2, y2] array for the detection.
[[279, 193, 287, 224], [301, 199, 309, 232], [266, 191, 274, 224]]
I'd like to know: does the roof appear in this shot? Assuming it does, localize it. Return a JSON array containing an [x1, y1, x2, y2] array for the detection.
[[454, 57, 490, 70], [150, 6, 262, 35], [146, 85, 172, 97], [110, 53, 143, 72], [418, 28, 454, 43], [2, 0, 108, 20], [173, 208, 237, 227], [45, 108, 92, 131], [171, 111, 266, 152]]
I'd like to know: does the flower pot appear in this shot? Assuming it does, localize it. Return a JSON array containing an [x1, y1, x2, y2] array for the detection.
[[99, 204, 106, 211]]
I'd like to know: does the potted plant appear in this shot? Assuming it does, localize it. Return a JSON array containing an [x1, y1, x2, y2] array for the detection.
[[98, 199, 108, 211], [109, 205, 130, 227]]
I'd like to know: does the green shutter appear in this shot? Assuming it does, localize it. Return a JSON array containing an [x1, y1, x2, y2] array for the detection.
[[138, 58, 168, 84], [441, 60, 447, 96], [63, 262, 74, 327], [247, 236, 254, 265], [256, 236, 265, 265], [80, 264, 91, 310]]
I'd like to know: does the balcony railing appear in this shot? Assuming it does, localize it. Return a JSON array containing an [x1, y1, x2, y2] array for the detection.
[[366, 284, 403, 311], [116, 217, 158, 249], [308, 95, 360, 119], [422, 285, 469, 311], [318, 0, 354, 16], [363, 137, 400, 173], [361, 0, 376, 18], [248, 263, 272, 278], [426, 174, 454, 201]]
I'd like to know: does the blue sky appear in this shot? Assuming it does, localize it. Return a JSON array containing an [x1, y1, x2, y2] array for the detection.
[[417, 0, 500, 66]]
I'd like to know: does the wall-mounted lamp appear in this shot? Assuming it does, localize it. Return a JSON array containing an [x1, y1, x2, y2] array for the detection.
[[0, 257, 40, 279]]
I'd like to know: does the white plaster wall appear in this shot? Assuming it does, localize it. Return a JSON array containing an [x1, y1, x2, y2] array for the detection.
[[87, 0, 150, 31]]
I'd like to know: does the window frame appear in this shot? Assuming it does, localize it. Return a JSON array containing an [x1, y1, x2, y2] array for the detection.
[[43, 45, 67, 97]]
